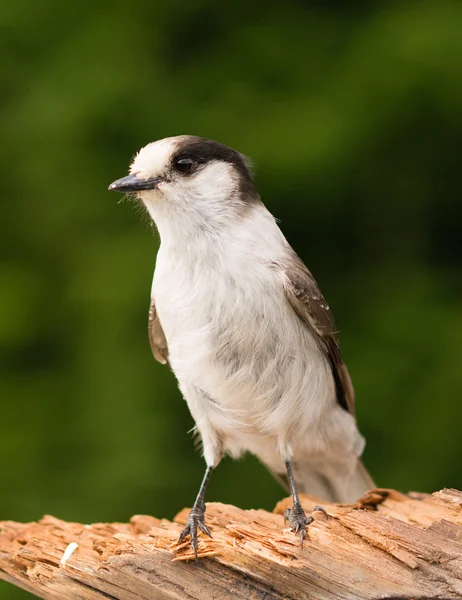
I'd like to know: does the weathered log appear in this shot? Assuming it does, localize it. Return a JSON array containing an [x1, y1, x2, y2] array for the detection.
[[1, 488, 461, 599]]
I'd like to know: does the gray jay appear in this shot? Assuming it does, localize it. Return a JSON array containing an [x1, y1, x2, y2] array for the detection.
[[109, 135, 373, 557]]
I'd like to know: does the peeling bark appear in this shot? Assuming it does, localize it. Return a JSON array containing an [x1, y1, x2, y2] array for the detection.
[[1, 488, 461, 599]]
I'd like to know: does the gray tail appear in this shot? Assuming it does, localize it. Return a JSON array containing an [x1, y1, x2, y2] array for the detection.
[[292, 458, 374, 504]]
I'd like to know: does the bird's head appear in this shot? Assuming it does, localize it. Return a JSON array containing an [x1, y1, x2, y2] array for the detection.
[[109, 136, 258, 234]]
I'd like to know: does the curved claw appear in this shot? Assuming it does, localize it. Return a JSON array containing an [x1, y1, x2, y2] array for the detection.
[[197, 520, 212, 538], [285, 501, 320, 548], [313, 504, 329, 518], [177, 504, 212, 560]]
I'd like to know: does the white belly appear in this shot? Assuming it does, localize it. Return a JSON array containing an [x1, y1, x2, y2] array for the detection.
[[153, 244, 340, 462]]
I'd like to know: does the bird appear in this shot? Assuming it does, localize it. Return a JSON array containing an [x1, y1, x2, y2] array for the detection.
[[108, 135, 374, 557]]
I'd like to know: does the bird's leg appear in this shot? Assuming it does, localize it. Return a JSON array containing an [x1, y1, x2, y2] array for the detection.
[[178, 465, 213, 559], [283, 458, 326, 547]]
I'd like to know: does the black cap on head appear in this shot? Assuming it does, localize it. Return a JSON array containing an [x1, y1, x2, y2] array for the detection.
[[172, 136, 257, 200]]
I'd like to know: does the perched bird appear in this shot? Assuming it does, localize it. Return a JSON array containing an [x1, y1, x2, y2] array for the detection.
[[109, 136, 373, 557]]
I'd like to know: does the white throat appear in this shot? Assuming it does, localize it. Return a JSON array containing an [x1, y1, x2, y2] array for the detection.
[[141, 162, 250, 246]]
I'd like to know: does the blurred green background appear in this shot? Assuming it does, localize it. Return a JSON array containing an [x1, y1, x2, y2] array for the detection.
[[1, 1, 461, 597]]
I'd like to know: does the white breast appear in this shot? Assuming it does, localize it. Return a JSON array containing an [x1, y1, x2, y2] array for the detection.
[[152, 206, 339, 461]]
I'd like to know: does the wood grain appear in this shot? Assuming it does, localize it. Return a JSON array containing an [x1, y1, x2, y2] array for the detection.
[[1, 488, 461, 599]]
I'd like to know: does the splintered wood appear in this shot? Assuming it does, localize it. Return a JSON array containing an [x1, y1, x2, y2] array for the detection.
[[1, 489, 462, 600]]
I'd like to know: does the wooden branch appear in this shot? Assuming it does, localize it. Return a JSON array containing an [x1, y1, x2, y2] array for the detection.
[[1, 488, 462, 600]]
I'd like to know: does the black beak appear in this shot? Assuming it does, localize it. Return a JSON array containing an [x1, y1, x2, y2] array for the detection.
[[108, 174, 162, 192]]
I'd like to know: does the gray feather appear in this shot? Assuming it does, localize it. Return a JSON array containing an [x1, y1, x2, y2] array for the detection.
[[281, 251, 355, 415], [148, 299, 169, 365]]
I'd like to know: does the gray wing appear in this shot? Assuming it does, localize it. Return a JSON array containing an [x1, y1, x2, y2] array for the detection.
[[148, 299, 169, 365], [281, 252, 355, 416]]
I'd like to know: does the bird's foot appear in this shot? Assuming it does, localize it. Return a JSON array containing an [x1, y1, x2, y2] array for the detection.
[[284, 502, 327, 547], [177, 500, 212, 559]]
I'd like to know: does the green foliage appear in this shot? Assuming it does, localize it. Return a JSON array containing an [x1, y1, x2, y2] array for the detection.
[[1, 2, 461, 597]]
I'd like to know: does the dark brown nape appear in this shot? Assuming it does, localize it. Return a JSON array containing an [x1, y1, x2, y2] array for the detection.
[[173, 136, 258, 201]]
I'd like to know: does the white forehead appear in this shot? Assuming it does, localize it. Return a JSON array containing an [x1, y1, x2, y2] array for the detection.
[[130, 136, 185, 177]]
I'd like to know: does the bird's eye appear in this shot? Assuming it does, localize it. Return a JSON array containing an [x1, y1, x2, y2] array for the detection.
[[173, 157, 195, 174]]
